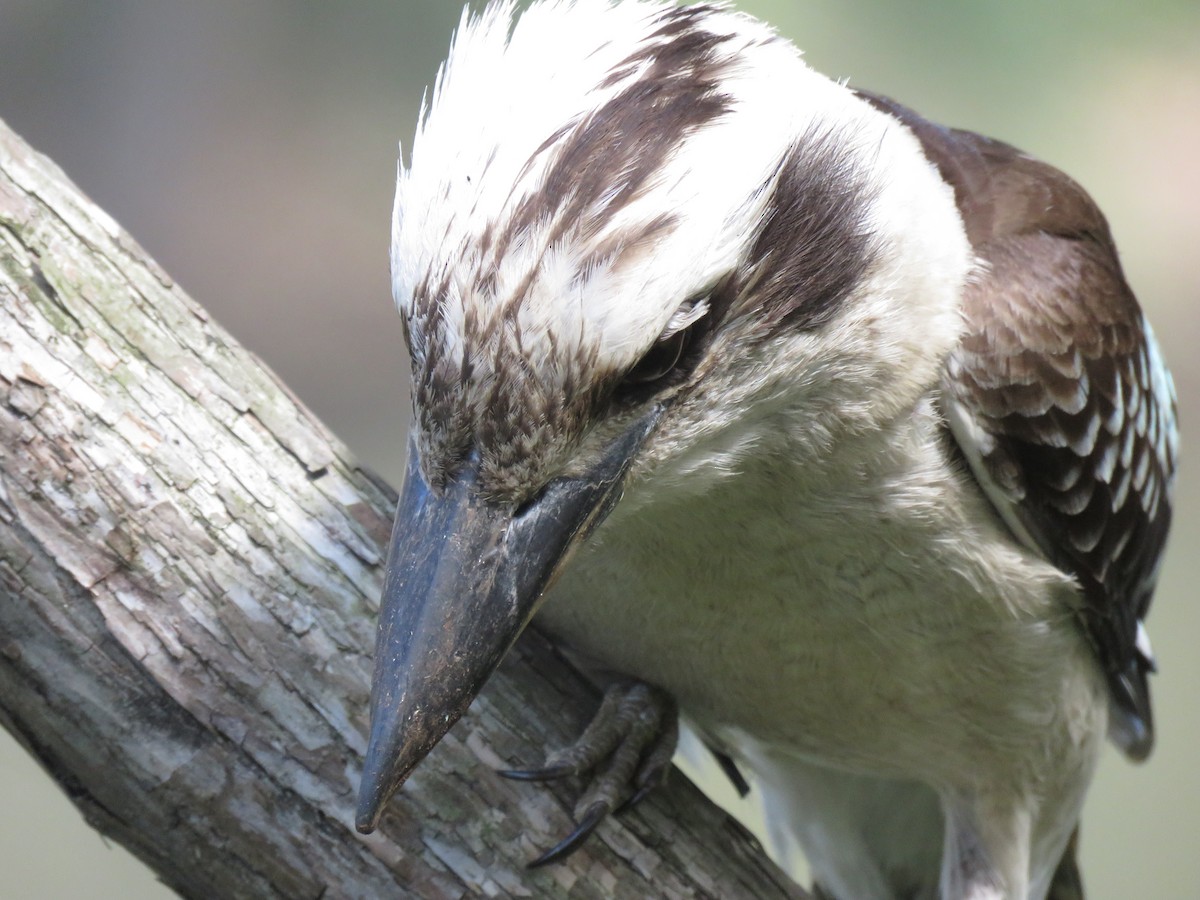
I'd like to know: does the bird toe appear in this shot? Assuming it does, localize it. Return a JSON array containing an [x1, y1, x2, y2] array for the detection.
[[500, 680, 678, 865]]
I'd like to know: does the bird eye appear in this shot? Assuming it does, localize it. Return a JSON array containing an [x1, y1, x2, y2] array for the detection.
[[624, 328, 689, 387], [614, 293, 712, 400]]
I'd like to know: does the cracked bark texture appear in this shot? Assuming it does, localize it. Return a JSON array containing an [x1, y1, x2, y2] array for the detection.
[[0, 117, 808, 899]]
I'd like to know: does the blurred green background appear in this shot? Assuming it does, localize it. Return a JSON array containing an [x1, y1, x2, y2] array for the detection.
[[0, 1, 1196, 896]]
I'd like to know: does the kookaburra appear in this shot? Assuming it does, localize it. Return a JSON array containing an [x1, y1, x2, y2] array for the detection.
[[354, 2, 1179, 898]]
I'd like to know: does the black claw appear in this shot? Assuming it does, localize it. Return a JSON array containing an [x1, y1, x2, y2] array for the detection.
[[615, 781, 655, 814], [614, 761, 669, 814], [503, 683, 679, 867], [528, 802, 610, 868], [496, 764, 576, 782], [709, 746, 751, 798]]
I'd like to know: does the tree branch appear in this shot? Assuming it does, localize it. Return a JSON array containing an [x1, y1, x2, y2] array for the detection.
[[0, 117, 806, 898]]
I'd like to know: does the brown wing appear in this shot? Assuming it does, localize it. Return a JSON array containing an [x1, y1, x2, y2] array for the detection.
[[860, 91, 1180, 760]]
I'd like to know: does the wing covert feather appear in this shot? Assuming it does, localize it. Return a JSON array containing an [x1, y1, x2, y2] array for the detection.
[[859, 90, 1179, 758]]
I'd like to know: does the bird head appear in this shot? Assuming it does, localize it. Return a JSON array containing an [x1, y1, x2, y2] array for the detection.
[[356, 0, 973, 832]]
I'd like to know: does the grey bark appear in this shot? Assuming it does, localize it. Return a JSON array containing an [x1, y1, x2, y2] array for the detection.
[[0, 117, 807, 899]]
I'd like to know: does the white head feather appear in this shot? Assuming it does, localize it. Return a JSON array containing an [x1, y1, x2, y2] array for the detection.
[[392, 0, 973, 493]]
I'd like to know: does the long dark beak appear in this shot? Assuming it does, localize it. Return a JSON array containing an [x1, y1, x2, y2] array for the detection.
[[355, 406, 662, 833]]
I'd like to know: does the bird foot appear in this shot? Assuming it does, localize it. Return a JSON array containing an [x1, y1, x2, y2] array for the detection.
[[498, 680, 678, 867]]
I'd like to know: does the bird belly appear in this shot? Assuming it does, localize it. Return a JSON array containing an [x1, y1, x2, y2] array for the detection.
[[534, 461, 1107, 895], [539, 496, 1099, 782]]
